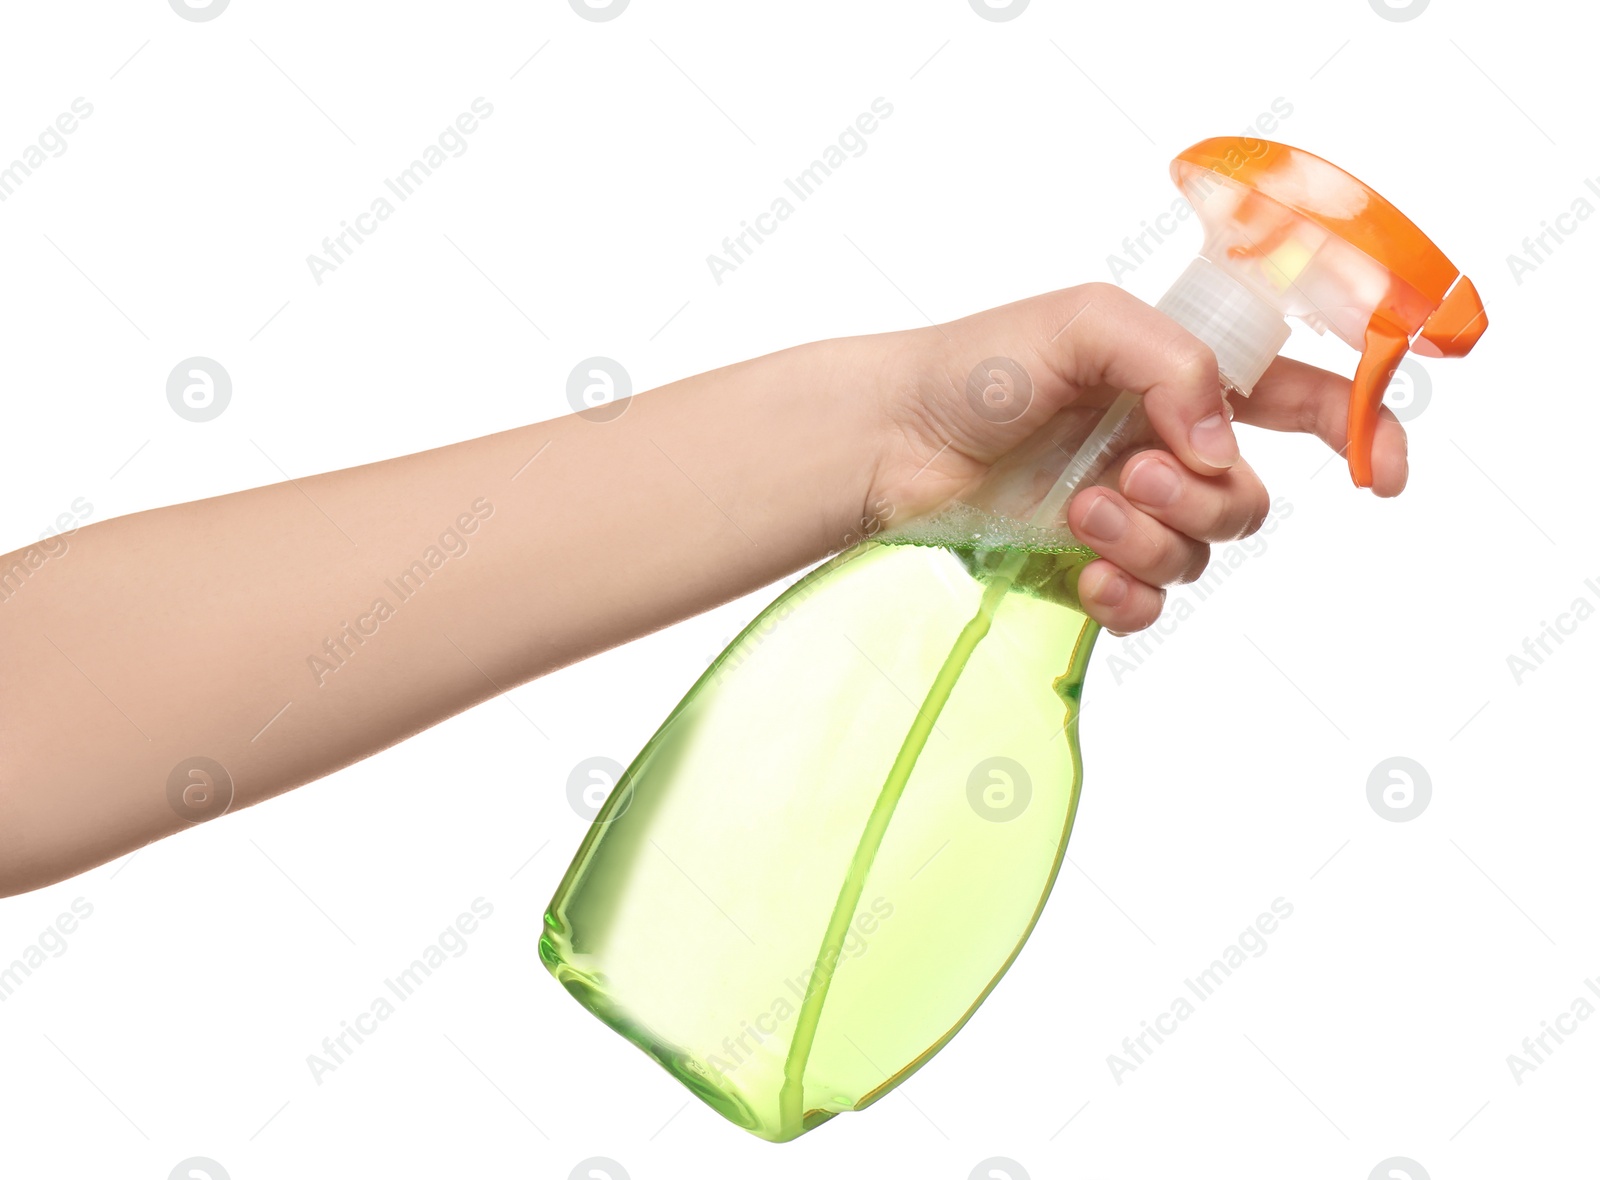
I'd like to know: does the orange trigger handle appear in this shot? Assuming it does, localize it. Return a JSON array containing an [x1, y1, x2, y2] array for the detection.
[[1169, 139, 1490, 488], [1348, 317, 1411, 489]]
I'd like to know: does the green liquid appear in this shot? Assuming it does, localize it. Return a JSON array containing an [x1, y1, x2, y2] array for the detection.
[[543, 532, 1099, 1141]]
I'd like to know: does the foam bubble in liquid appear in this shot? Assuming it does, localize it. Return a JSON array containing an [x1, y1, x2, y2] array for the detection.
[[878, 501, 1088, 555]]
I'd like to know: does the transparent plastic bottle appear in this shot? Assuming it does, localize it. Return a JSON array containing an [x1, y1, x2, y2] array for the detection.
[[542, 137, 1488, 1142]]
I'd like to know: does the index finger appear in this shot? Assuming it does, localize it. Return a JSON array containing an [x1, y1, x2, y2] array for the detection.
[[1233, 355, 1410, 497]]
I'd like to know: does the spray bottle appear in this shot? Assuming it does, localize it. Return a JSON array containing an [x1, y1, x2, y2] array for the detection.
[[540, 137, 1488, 1142]]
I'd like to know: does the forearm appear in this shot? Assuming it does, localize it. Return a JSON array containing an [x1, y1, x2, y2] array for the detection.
[[0, 335, 895, 896]]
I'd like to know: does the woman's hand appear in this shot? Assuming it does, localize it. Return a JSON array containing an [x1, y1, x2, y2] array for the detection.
[[859, 283, 1410, 633], [0, 281, 1409, 896]]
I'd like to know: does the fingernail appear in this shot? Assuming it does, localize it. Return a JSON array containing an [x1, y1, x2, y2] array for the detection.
[[1190, 412, 1239, 468], [1088, 566, 1128, 607], [1081, 496, 1128, 543], [1123, 455, 1181, 508]]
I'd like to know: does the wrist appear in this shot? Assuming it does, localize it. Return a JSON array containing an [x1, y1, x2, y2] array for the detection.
[[800, 327, 934, 550]]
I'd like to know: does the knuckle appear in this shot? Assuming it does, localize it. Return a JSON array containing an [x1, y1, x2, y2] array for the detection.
[[1168, 337, 1220, 390], [1305, 370, 1347, 438], [1173, 544, 1211, 586], [1072, 282, 1148, 327], [1156, 350, 1221, 411], [1155, 527, 1189, 575], [1078, 280, 1131, 305], [1201, 490, 1237, 539], [1238, 484, 1272, 539], [1131, 586, 1168, 631]]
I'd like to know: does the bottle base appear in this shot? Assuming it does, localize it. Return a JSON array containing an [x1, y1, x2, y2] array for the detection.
[[541, 928, 814, 1139]]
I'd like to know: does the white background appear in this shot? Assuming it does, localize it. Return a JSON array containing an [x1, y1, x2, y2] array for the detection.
[[0, 0, 1593, 1177]]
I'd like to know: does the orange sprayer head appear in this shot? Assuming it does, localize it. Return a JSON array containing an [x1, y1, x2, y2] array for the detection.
[[1168, 137, 1487, 487]]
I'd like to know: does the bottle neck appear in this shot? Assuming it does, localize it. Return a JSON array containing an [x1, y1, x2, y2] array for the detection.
[[1155, 257, 1290, 396]]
